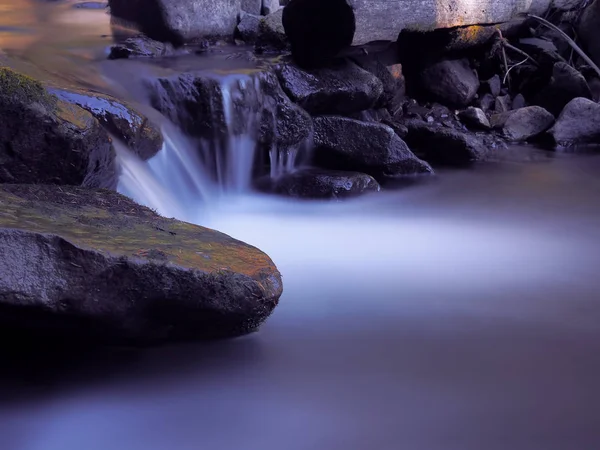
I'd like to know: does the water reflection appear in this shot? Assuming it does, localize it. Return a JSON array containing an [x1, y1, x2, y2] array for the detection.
[[3, 154, 600, 449]]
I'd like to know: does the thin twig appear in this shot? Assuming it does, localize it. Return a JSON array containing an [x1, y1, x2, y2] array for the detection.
[[525, 13, 600, 78], [502, 42, 539, 67], [496, 29, 511, 89], [504, 57, 529, 85]]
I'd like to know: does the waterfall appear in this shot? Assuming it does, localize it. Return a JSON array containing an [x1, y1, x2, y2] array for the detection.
[[116, 72, 307, 220]]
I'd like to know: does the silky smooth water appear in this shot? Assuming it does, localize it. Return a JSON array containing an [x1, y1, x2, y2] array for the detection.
[[2, 2, 600, 449]]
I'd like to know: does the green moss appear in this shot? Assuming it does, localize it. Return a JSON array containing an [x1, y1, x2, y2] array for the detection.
[[0, 184, 278, 283], [0, 67, 57, 109]]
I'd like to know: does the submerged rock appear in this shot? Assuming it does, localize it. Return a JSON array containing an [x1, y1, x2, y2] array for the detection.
[[51, 88, 162, 160], [548, 97, 600, 146], [420, 58, 480, 107], [0, 184, 282, 344], [275, 60, 383, 115], [0, 67, 116, 188], [108, 35, 188, 59], [258, 168, 380, 199], [313, 116, 433, 179], [402, 119, 487, 166], [502, 106, 554, 142]]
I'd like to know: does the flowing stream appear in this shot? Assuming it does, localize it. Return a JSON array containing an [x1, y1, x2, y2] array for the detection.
[[1, 2, 600, 449]]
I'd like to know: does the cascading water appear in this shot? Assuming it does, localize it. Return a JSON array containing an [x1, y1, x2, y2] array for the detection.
[[117, 72, 307, 220]]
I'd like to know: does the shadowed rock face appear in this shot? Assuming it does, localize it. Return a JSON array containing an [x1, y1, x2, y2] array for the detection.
[[0, 67, 116, 188], [282, 0, 355, 68], [0, 184, 283, 345]]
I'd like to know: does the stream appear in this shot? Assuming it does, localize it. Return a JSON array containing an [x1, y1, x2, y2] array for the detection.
[[1, 2, 600, 449]]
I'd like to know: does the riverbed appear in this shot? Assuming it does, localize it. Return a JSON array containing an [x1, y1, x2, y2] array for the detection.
[[1, 2, 600, 449]]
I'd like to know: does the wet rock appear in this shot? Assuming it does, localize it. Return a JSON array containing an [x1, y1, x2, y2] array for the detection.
[[494, 94, 511, 113], [275, 60, 383, 115], [0, 67, 116, 188], [0, 184, 282, 344], [458, 107, 491, 130], [480, 74, 502, 97], [402, 119, 487, 166], [548, 97, 600, 146], [107, 0, 241, 46], [420, 58, 480, 107], [533, 62, 593, 116], [351, 56, 405, 114], [255, 8, 287, 51], [145, 70, 312, 155], [236, 12, 261, 43], [51, 89, 162, 160], [282, 0, 355, 68], [502, 106, 554, 142], [108, 35, 187, 59], [313, 116, 433, 178], [258, 168, 380, 199]]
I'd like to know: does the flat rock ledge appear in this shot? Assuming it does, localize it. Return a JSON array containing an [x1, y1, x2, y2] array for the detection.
[[0, 185, 282, 345]]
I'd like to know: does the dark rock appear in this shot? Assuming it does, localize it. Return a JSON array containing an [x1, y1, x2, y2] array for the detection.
[[282, 0, 355, 68], [313, 116, 433, 178], [347, 109, 392, 123], [533, 62, 593, 116], [106, 0, 241, 46], [384, 120, 408, 139], [548, 97, 600, 146], [480, 74, 502, 97], [236, 12, 261, 43], [512, 93, 526, 110], [490, 111, 513, 129], [0, 184, 282, 344], [74, 2, 108, 8], [502, 106, 554, 141], [494, 94, 511, 113], [262, 0, 281, 15], [351, 56, 405, 114], [255, 8, 287, 51], [108, 35, 187, 59], [402, 119, 487, 166], [145, 70, 312, 156], [578, 0, 600, 68], [275, 60, 383, 115], [0, 67, 116, 188], [258, 168, 380, 199], [476, 93, 495, 111], [51, 89, 162, 160], [420, 58, 480, 107], [241, 0, 261, 14], [459, 107, 491, 130]]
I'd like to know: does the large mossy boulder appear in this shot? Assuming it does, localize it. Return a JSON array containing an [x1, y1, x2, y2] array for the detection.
[[0, 184, 282, 344], [0, 67, 116, 188]]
